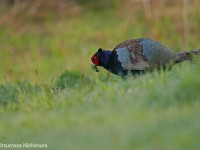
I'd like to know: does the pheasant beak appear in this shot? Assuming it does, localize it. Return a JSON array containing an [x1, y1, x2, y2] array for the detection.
[[90, 64, 99, 72]]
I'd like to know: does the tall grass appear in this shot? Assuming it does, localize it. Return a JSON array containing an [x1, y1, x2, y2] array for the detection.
[[0, 0, 200, 149]]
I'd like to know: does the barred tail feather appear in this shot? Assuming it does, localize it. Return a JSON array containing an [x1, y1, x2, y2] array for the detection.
[[187, 49, 200, 57], [175, 49, 200, 63]]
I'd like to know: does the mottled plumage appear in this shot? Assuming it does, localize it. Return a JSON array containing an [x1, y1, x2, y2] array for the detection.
[[91, 38, 200, 76]]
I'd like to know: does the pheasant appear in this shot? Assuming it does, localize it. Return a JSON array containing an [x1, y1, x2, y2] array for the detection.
[[91, 38, 200, 76]]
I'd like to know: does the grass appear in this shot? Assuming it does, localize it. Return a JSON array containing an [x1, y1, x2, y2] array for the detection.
[[0, 5, 200, 150]]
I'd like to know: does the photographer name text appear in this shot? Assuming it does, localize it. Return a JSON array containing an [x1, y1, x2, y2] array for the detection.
[[0, 143, 47, 148]]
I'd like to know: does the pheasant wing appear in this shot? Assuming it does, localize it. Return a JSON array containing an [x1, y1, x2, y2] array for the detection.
[[112, 39, 150, 70]]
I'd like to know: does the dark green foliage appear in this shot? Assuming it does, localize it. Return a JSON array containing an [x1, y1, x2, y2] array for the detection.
[[17, 81, 41, 95], [77, 0, 114, 9], [55, 70, 91, 89], [0, 84, 18, 105]]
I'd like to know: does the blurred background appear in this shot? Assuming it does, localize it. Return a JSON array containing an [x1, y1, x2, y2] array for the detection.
[[0, 0, 200, 82], [1, 1, 200, 149]]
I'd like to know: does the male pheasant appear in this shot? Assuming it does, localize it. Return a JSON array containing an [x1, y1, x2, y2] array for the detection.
[[91, 38, 200, 76]]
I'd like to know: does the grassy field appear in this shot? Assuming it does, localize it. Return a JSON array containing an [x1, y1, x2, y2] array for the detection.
[[1, 1, 200, 149]]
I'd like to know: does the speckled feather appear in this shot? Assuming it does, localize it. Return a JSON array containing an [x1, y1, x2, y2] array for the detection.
[[108, 38, 177, 74], [91, 38, 199, 76]]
